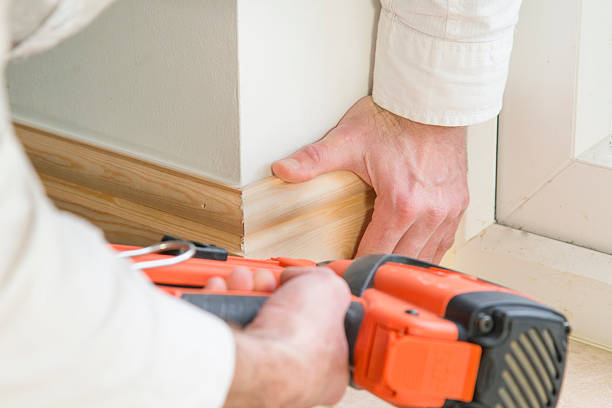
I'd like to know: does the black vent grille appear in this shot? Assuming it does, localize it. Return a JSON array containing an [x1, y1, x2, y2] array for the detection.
[[496, 328, 563, 408], [443, 291, 569, 408]]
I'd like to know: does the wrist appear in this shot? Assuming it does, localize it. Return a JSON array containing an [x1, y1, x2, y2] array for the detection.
[[224, 329, 307, 408], [373, 100, 466, 146], [404, 116, 466, 144]]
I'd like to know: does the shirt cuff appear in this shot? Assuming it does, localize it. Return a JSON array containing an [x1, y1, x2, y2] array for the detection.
[[372, 8, 515, 127]]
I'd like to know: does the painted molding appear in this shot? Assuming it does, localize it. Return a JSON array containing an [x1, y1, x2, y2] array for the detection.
[[497, 0, 612, 254]]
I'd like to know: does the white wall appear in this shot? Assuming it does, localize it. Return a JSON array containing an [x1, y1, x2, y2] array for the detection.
[[7, 0, 242, 185], [237, 0, 379, 184], [7, 0, 379, 187]]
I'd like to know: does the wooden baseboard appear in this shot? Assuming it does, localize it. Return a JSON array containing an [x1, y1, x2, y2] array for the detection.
[[243, 173, 374, 260], [15, 123, 374, 261], [16, 123, 244, 253]]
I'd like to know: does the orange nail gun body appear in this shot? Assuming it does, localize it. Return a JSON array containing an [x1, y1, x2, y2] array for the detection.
[[113, 243, 569, 408]]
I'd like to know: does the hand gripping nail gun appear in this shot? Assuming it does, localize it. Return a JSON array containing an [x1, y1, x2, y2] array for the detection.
[[113, 240, 569, 408]]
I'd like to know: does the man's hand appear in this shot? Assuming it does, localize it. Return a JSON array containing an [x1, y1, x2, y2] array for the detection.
[[272, 96, 468, 264], [205, 267, 277, 292], [219, 267, 350, 408]]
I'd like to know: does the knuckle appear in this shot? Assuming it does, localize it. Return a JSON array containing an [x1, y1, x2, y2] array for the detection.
[[450, 203, 465, 219], [393, 244, 420, 258], [392, 191, 412, 208], [440, 236, 456, 251], [420, 254, 434, 263], [391, 193, 419, 223], [425, 206, 448, 225], [330, 125, 351, 140], [301, 143, 324, 164], [314, 266, 335, 279], [461, 193, 470, 211], [314, 267, 340, 284], [317, 269, 351, 302]]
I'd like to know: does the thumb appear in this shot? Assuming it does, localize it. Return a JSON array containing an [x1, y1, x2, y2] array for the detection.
[[272, 130, 354, 183]]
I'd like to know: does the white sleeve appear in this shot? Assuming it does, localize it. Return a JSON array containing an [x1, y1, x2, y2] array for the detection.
[[372, 0, 522, 126], [0, 127, 235, 407], [9, 0, 116, 58], [2, 2, 235, 406], [0, 124, 235, 407]]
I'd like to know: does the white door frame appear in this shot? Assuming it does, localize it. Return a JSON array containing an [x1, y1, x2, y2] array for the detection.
[[446, 0, 612, 349]]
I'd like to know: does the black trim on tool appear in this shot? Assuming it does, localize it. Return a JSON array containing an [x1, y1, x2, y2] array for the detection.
[[182, 293, 365, 372], [445, 291, 562, 342], [156, 282, 205, 289], [345, 302, 364, 366], [182, 294, 268, 327], [444, 291, 570, 408], [342, 254, 455, 296], [162, 235, 228, 261]]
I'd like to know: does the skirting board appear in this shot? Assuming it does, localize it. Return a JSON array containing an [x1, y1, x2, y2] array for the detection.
[[15, 123, 374, 260], [243, 173, 374, 260]]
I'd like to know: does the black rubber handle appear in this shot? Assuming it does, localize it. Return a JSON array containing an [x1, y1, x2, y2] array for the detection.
[[181, 293, 364, 365], [182, 294, 268, 327]]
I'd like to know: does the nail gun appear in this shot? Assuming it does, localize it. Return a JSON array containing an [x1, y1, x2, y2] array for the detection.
[[113, 239, 569, 408]]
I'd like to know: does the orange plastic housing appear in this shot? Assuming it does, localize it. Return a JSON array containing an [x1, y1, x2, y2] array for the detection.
[[327, 261, 520, 407], [113, 245, 519, 408], [111, 244, 315, 296]]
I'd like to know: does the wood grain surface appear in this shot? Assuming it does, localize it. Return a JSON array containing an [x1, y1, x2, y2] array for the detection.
[[243, 171, 374, 261], [41, 174, 243, 252], [15, 123, 244, 254], [16, 123, 374, 260]]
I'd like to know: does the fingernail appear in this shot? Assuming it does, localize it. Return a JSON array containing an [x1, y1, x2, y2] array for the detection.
[[278, 158, 300, 170]]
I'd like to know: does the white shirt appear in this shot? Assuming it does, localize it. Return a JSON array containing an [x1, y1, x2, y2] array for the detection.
[[373, 0, 522, 126], [1, 0, 521, 406], [2, 3, 235, 407]]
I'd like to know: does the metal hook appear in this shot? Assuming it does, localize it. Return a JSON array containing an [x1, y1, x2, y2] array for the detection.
[[116, 240, 196, 270]]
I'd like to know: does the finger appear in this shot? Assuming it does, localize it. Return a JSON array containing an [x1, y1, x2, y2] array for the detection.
[[258, 267, 350, 323], [415, 213, 457, 263], [253, 269, 277, 292], [355, 196, 416, 257], [271, 127, 357, 183], [393, 207, 447, 259], [250, 267, 350, 337], [226, 267, 254, 291], [205, 276, 227, 291], [247, 267, 351, 407], [431, 218, 461, 264], [279, 266, 319, 285]]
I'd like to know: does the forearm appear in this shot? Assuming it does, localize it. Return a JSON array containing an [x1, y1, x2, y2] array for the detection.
[[224, 330, 306, 408]]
